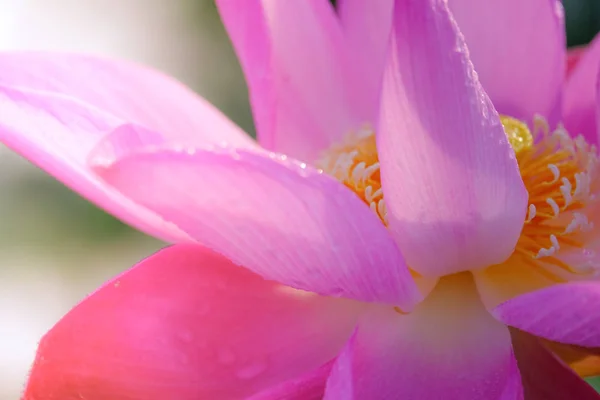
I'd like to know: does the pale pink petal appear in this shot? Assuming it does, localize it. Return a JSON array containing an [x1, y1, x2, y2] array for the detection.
[[94, 147, 420, 306], [23, 244, 360, 400], [216, 0, 358, 162], [247, 360, 332, 400], [323, 274, 522, 400], [89, 123, 168, 163], [337, 0, 394, 123], [0, 85, 190, 242], [0, 52, 255, 148], [448, 0, 565, 125], [510, 329, 600, 400], [563, 34, 600, 144], [378, 0, 527, 277], [494, 282, 600, 347]]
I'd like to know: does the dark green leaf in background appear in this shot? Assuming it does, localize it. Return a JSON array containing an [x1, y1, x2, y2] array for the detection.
[[329, 0, 600, 48]]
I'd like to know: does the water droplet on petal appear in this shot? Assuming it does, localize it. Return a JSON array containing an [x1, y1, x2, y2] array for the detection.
[[584, 249, 596, 257], [196, 303, 210, 316], [179, 353, 191, 366], [217, 348, 236, 365], [178, 329, 194, 343], [158, 337, 170, 346], [236, 360, 268, 379]]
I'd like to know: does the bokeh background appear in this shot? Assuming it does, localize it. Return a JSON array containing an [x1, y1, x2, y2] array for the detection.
[[0, 0, 599, 398]]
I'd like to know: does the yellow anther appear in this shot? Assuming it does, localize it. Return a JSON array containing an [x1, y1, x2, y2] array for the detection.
[[501, 116, 534, 154], [317, 127, 387, 224], [498, 115, 599, 281]]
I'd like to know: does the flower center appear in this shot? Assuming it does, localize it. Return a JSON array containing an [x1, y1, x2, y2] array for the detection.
[[318, 116, 600, 281], [499, 116, 600, 281], [316, 127, 387, 224]]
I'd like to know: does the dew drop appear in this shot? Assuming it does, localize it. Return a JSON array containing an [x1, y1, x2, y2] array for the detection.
[[185, 147, 196, 155], [158, 336, 170, 346], [177, 329, 194, 343], [236, 360, 268, 379], [329, 287, 345, 297], [196, 303, 210, 316], [217, 348, 236, 365], [179, 353, 191, 366]]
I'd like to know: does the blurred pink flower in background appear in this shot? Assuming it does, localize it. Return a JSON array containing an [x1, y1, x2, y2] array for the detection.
[[2, 0, 600, 399]]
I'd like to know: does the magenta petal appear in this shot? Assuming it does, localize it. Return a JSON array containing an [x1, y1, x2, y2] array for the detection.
[[563, 34, 600, 144], [94, 147, 419, 306], [322, 330, 356, 400], [337, 0, 394, 123], [494, 282, 600, 347], [567, 46, 588, 77], [23, 244, 360, 400], [0, 52, 255, 148], [216, 0, 357, 161], [0, 85, 189, 242], [510, 329, 600, 400], [378, 0, 527, 277], [247, 360, 332, 400], [448, 0, 565, 125], [324, 275, 522, 400]]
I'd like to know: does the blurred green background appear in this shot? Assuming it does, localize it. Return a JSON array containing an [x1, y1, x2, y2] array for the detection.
[[0, 0, 599, 398], [565, 0, 600, 46]]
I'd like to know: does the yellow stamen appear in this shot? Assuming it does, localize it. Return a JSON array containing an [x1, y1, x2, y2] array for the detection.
[[502, 116, 534, 154], [318, 116, 600, 283], [393, 306, 409, 315], [316, 127, 387, 224], [498, 116, 600, 281]]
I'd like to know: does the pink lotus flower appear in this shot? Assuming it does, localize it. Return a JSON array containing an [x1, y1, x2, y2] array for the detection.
[[4, 0, 600, 399]]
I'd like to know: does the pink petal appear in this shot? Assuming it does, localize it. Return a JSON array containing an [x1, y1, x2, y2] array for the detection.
[[323, 274, 522, 400], [494, 282, 600, 347], [94, 147, 420, 306], [378, 0, 527, 277], [23, 244, 360, 400], [337, 0, 394, 123], [510, 329, 600, 400], [0, 52, 255, 148], [567, 46, 588, 77], [216, 0, 358, 162], [0, 85, 190, 242], [448, 0, 565, 125], [247, 360, 332, 400], [563, 34, 600, 144], [322, 330, 356, 399]]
